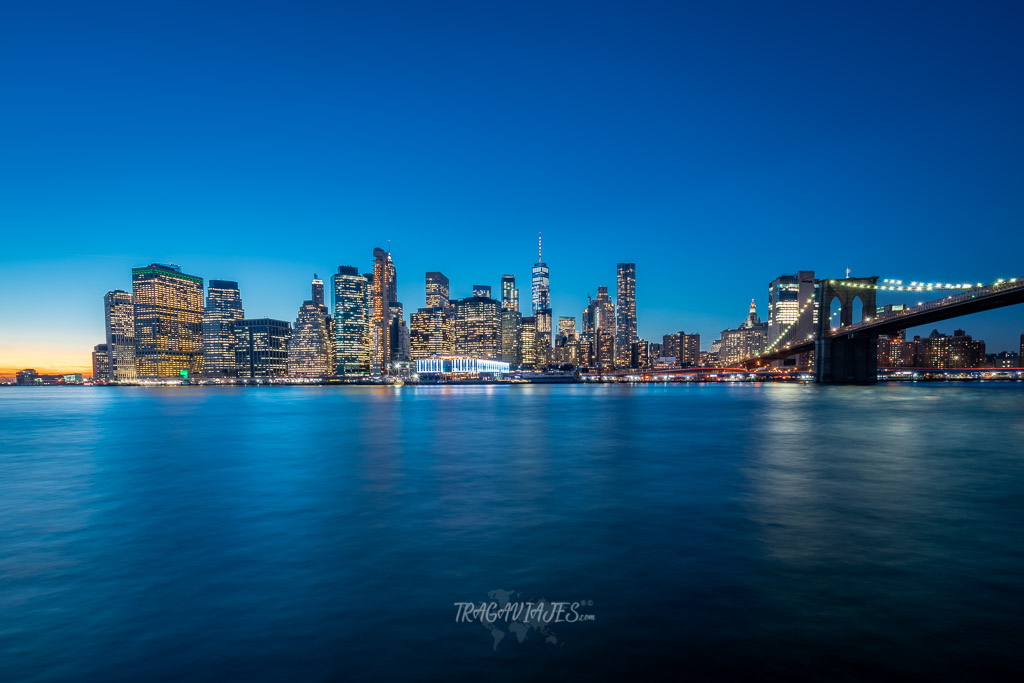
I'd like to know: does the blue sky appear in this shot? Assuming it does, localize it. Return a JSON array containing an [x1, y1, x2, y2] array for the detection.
[[2, 1, 1023, 372]]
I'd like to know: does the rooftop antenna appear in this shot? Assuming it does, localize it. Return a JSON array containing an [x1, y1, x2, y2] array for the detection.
[[538, 232, 542, 262], [387, 239, 392, 255]]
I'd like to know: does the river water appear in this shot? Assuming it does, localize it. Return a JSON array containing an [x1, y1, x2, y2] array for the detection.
[[2, 384, 1023, 681]]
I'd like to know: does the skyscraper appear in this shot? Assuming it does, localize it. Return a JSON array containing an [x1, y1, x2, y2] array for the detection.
[[371, 247, 395, 374], [767, 271, 818, 347], [720, 300, 768, 364], [500, 275, 519, 313], [288, 274, 335, 377], [557, 316, 577, 340], [500, 309, 522, 365], [520, 316, 538, 369], [332, 266, 369, 375], [531, 233, 550, 314], [131, 264, 204, 379], [615, 263, 637, 368], [202, 280, 244, 377], [311, 274, 325, 306], [103, 289, 136, 381], [425, 272, 450, 311], [235, 318, 291, 377], [472, 285, 491, 299], [453, 295, 501, 359], [92, 344, 111, 381], [410, 306, 454, 359]]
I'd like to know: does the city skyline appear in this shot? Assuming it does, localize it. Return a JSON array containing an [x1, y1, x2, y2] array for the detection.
[[2, 243, 1024, 377], [4, 3, 1024, 374]]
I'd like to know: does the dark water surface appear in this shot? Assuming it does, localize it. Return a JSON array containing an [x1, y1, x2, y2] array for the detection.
[[2, 384, 1024, 681]]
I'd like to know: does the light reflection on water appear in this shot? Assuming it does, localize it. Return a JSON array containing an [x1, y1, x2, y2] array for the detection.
[[1, 383, 1023, 681]]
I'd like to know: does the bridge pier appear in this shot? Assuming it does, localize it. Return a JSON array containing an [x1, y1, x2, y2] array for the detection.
[[814, 333, 878, 384], [814, 276, 879, 384]]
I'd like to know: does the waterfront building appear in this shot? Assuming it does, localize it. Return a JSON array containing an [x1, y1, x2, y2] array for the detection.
[[332, 266, 369, 374], [370, 247, 395, 374], [131, 263, 204, 379], [410, 306, 454, 359], [500, 275, 519, 313], [453, 296, 501, 359], [15, 369, 39, 385], [678, 332, 700, 366], [103, 289, 136, 381], [389, 302, 409, 362], [767, 271, 818, 345], [202, 280, 244, 377], [531, 233, 550, 314], [415, 357, 511, 379], [719, 300, 768, 365], [500, 309, 522, 366], [536, 308, 552, 368], [631, 339, 650, 370], [877, 330, 912, 367], [472, 285, 491, 299], [615, 263, 637, 368], [520, 316, 539, 369], [911, 329, 986, 368], [235, 318, 291, 377], [92, 344, 111, 381], [288, 275, 335, 377], [425, 272, 450, 312], [768, 271, 818, 368]]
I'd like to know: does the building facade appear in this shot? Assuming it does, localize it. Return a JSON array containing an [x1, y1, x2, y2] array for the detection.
[[202, 279, 244, 377], [131, 264, 204, 379], [332, 266, 370, 374], [104, 289, 136, 381], [719, 300, 768, 365], [235, 318, 291, 377], [452, 296, 501, 360], [288, 275, 335, 377], [92, 344, 111, 381], [410, 306, 454, 359], [615, 262, 637, 368]]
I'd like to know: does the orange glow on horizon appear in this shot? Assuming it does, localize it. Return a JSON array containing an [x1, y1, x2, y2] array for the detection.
[[0, 346, 93, 380]]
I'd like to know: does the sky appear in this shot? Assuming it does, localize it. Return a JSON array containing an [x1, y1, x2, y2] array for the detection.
[[2, 1, 1023, 375]]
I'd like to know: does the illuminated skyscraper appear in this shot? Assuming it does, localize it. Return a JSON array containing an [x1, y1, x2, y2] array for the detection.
[[235, 318, 291, 377], [92, 344, 111, 381], [410, 306, 454, 359], [332, 266, 369, 374], [720, 300, 768, 364], [390, 302, 410, 363], [531, 233, 550, 314], [202, 280, 244, 377], [500, 309, 522, 365], [311, 275, 325, 306], [288, 275, 335, 377], [370, 247, 395, 374], [103, 289, 136, 381], [425, 272, 450, 311], [768, 271, 818, 345], [615, 263, 637, 368], [131, 264, 204, 379], [501, 275, 518, 312], [520, 316, 538, 369], [557, 316, 577, 340], [453, 296, 501, 359], [472, 285, 491, 298]]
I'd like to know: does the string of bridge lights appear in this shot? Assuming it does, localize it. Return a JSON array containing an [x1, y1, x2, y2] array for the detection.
[[747, 275, 1021, 361], [762, 297, 816, 354], [830, 277, 1019, 291]]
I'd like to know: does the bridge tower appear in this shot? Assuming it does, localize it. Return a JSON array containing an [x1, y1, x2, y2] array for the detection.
[[814, 276, 879, 384]]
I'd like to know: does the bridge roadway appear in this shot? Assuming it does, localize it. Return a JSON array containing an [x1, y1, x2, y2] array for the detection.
[[740, 276, 1024, 369]]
